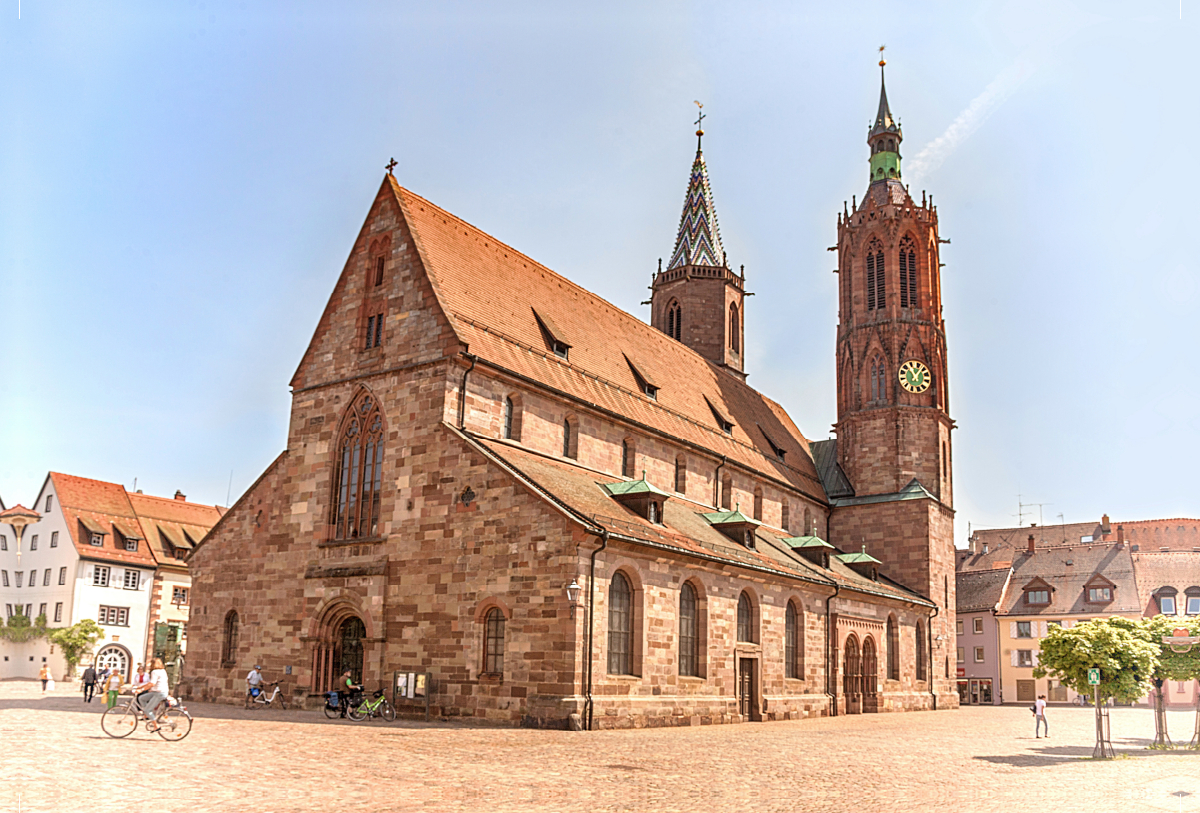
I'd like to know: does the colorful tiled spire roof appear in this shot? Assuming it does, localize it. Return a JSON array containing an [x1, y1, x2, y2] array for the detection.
[[666, 148, 725, 270]]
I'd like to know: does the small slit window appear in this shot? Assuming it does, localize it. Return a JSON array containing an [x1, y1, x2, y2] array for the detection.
[[666, 300, 682, 341]]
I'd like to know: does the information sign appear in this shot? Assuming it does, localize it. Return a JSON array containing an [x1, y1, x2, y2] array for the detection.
[[1088, 668, 1100, 685]]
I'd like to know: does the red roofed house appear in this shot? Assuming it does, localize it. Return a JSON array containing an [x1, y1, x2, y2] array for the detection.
[[188, 68, 961, 727], [0, 474, 221, 681]]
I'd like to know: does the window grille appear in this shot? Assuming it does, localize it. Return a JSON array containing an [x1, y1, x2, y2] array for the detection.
[[679, 583, 698, 677], [484, 608, 505, 675], [54, 602, 63, 623], [608, 573, 633, 675], [123, 570, 140, 590], [737, 592, 754, 643], [330, 394, 385, 540], [58, 567, 66, 585], [93, 567, 109, 587], [15, 572, 22, 588], [222, 610, 239, 665], [43, 569, 50, 587]]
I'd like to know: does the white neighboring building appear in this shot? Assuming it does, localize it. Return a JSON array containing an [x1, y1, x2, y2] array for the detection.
[[0, 474, 221, 681]]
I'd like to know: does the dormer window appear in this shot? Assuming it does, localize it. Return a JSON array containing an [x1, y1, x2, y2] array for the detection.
[[1088, 587, 1112, 602], [90, 533, 103, 546], [124, 538, 138, 552], [1026, 590, 1050, 605], [648, 501, 659, 524], [602, 476, 671, 525], [1159, 594, 1177, 615], [760, 426, 786, 462], [625, 356, 659, 401], [533, 308, 571, 361], [705, 396, 734, 436], [1185, 587, 1200, 615]]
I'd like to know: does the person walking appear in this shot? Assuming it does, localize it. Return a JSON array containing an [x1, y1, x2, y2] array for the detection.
[[246, 664, 264, 706], [103, 669, 124, 709], [81, 665, 97, 703], [39, 664, 50, 693], [1034, 694, 1049, 738]]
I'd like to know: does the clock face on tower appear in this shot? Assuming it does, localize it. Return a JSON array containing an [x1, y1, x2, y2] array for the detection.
[[898, 360, 932, 394]]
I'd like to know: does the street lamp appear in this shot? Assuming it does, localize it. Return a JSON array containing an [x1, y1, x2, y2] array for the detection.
[[565, 578, 582, 618], [0, 504, 42, 564]]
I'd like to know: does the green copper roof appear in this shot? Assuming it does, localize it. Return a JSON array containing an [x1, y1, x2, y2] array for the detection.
[[837, 551, 881, 565], [701, 509, 761, 527], [602, 478, 672, 499], [783, 535, 834, 550]]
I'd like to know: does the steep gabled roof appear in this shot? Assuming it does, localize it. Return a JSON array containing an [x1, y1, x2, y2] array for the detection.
[[997, 543, 1140, 616], [128, 491, 224, 567], [51, 473, 157, 569], [388, 180, 828, 502], [956, 567, 1012, 613]]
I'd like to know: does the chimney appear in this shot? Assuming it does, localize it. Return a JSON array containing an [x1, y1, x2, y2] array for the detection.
[[1101, 514, 1111, 533], [1116, 524, 1125, 545], [174, 490, 186, 501], [1027, 534, 1036, 554]]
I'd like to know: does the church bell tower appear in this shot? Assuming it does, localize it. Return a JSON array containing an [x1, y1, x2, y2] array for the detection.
[[650, 113, 747, 380], [828, 56, 958, 709]]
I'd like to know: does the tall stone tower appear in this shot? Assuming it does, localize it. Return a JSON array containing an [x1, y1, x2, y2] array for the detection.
[[828, 58, 958, 708], [650, 122, 747, 380]]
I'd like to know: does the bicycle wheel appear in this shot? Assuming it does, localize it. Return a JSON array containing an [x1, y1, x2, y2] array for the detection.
[[156, 707, 193, 741], [348, 702, 369, 721], [276, 693, 288, 710], [245, 693, 254, 710], [323, 701, 341, 719], [101, 703, 139, 738], [380, 699, 396, 722]]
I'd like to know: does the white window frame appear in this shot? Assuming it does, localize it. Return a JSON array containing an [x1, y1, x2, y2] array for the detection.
[[15, 571, 23, 588], [93, 566, 110, 587], [1160, 595, 1177, 615], [974, 646, 985, 663], [956, 619, 964, 635], [123, 570, 140, 590], [973, 617, 984, 634], [1187, 596, 1200, 616], [90, 533, 103, 547], [956, 647, 965, 663], [1017, 649, 1034, 668], [123, 537, 138, 552], [172, 586, 189, 606], [58, 567, 66, 585], [1016, 621, 1032, 638]]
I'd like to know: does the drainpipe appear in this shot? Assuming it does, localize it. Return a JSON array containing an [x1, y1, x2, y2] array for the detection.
[[928, 603, 940, 711], [824, 584, 841, 716], [713, 455, 727, 509], [583, 529, 609, 731], [457, 352, 476, 430]]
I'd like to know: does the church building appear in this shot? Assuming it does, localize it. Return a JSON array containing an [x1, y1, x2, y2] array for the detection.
[[187, 64, 959, 728]]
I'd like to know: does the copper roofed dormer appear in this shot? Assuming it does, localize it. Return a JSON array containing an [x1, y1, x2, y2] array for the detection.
[[784, 535, 835, 569], [702, 505, 761, 550], [602, 472, 672, 525], [838, 546, 882, 581]]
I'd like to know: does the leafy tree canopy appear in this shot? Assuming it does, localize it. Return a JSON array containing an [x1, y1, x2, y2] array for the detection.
[[1034, 617, 1157, 703], [47, 619, 105, 676], [1140, 615, 1200, 682], [0, 609, 48, 643]]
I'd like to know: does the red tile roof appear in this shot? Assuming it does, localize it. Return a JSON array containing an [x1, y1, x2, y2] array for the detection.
[[128, 491, 224, 567], [390, 181, 828, 503]]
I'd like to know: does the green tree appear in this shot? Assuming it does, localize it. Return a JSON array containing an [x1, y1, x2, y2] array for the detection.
[[1034, 616, 1157, 703], [47, 619, 105, 678], [1138, 615, 1200, 748], [0, 608, 48, 643]]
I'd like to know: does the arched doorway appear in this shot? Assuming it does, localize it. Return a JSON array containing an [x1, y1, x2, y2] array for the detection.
[[862, 636, 879, 712], [843, 634, 862, 714], [311, 604, 368, 693], [95, 644, 131, 682]]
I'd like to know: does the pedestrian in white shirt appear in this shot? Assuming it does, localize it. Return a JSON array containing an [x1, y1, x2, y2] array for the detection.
[[246, 665, 264, 704], [1034, 694, 1049, 738], [135, 658, 171, 722]]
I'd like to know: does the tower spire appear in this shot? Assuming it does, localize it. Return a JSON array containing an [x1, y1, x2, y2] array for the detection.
[[867, 47, 903, 184], [667, 106, 725, 270]]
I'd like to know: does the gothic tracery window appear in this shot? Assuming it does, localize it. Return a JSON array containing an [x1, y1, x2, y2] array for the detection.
[[331, 393, 385, 540], [666, 300, 682, 341], [679, 582, 699, 677], [869, 355, 887, 404], [737, 591, 755, 643], [866, 241, 885, 311], [899, 236, 917, 308], [608, 572, 633, 675]]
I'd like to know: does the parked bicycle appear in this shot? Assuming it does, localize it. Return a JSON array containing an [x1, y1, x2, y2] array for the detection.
[[101, 695, 192, 741], [246, 681, 289, 710], [349, 689, 396, 722], [324, 689, 360, 719]]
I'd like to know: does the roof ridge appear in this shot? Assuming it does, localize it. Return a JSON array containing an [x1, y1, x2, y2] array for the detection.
[[453, 313, 824, 490]]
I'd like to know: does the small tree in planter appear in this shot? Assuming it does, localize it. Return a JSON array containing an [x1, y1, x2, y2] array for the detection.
[[47, 620, 105, 679]]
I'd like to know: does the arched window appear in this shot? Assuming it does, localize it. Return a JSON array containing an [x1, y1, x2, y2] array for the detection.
[[804, 507, 813, 536], [843, 634, 861, 698], [870, 356, 887, 404], [915, 622, 927, 682], [674, 456, 686, 494], [752, 487, 763, 521], [221, 610, 238, 666], [781, 502, 790, 533], [785, 601, 801, 679], [862, 636, 878, 696], [337, 617, 366, 684], [679, 582, 699, 677], [330, 393, 385, 540], [621, 438, 634, 478], [720, 472, 733, 510], [899, 236, 917, 308], [666, 300, 682, 341], [608, 573, 633, 675], [737, 591, 755, 643], [729, 304, 740, 352], [484, 608, 505, 675], [503, 397, 514, 440], [887, 615, 899, 680], [562, 417, 577, 459], [866, 241, 885, 311]]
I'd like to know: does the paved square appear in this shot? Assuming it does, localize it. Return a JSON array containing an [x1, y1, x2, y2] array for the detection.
[[4, 680, 1199, 812]]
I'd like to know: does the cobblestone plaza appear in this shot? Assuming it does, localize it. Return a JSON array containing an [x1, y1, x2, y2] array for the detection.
[[5, 680, 1199, 812]]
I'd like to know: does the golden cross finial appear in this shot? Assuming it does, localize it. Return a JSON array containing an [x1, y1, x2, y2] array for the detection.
[[878, 44, 886, 67], [385, 157, 397, 175]]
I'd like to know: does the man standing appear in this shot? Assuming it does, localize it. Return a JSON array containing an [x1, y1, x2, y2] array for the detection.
[[1035, 694, 1049, 738], [81, 665, 97, 703], [246, 664, 264, 706]]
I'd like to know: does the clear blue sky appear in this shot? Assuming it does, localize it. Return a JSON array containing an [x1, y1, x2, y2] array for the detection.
[[2, 1, 1196, 542]]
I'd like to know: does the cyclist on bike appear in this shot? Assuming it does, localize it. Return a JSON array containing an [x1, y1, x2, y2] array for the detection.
[[335, 669, 361, 718], [134, 658, 171, 723], [246, 664, 264, 703]]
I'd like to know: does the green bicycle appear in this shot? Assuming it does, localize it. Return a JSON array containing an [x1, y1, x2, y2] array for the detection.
[[348, 688, 396, 722]]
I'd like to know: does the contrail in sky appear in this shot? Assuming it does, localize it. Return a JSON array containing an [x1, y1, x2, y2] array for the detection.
[[905, 55, 1037, 187]]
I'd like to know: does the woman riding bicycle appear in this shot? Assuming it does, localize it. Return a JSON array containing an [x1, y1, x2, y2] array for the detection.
[[134, 658, 171, 722]]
